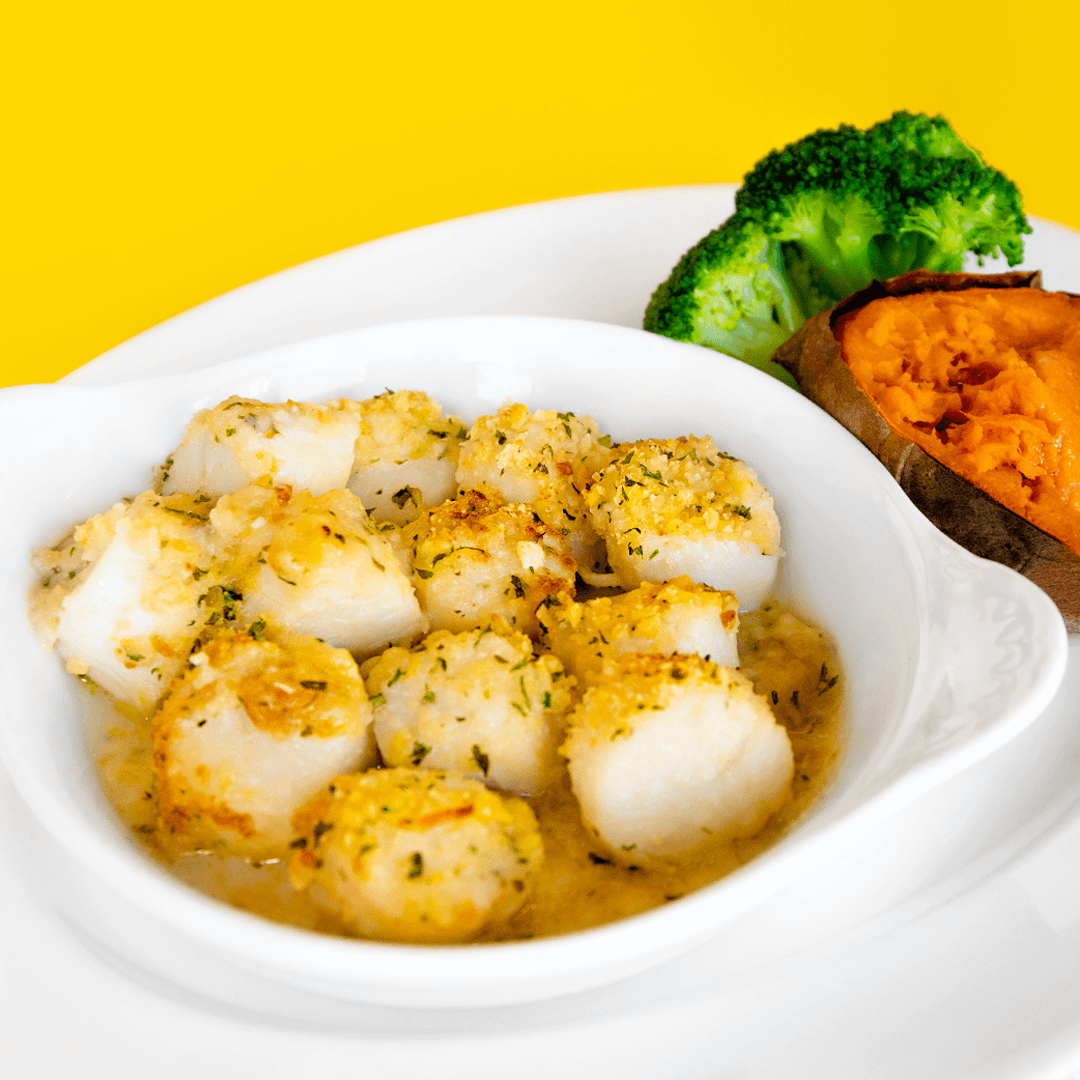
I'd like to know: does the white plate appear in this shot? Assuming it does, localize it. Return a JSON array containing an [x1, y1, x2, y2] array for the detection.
[[5, 186, 1080, 1076]]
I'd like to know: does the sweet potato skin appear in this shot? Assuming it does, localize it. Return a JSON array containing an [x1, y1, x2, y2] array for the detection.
[[773, 270, 1080, 631]]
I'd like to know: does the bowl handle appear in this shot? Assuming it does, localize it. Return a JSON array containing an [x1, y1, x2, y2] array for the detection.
[[864, 537, 1068, 799]]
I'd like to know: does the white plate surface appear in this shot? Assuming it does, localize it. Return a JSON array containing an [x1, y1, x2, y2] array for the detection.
[[5, 186, 1080, 1077]]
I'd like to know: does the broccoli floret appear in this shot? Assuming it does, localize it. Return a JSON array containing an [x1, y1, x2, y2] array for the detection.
[[866, 111, 978, 163], [645, 112, 1031, 383]]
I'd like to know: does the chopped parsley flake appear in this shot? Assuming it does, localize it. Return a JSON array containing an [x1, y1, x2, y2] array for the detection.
[[471, 745, 490, 775]]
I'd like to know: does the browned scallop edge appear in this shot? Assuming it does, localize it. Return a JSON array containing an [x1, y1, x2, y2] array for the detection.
[[772, 269, 1080, 632]]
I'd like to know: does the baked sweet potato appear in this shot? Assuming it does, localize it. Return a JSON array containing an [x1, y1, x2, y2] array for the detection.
[[773, 269, 1080, 630]]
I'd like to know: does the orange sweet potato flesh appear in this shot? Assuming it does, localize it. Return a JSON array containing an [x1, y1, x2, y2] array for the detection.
[[841, 286, 1080, 552], [774, 270, 1080, 630]]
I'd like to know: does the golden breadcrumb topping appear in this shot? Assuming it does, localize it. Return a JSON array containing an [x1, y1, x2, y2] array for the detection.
[[290, 767, 542, 867], [404, 488, 575, 633], [586, 436, 780, 554], [351, 389, 466, 466], [562, 654, 760, 746], [158, 395, 359, 490], [537, 576, 738, 684], [211, 480, 383, 589], [458, 402, 615, 569], [30, 490, 223, 691], [288, 768, 542, 944], [156, 627, 369, 745], [364, 625, 572, 726], [363, 622, 574, 791]]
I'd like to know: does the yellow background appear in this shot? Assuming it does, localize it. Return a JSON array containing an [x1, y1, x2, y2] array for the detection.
[[4, 0, 1079, 386]]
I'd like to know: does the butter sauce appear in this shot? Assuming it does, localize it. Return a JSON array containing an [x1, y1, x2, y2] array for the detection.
[[87, 599, 841, 941]]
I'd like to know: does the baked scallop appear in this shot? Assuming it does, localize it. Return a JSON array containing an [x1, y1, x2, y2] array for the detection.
[[153, 627, 375, 859], [31, 491, 222, 710], [403, 488, 575, 636], [288, 767, 542, 943], [456, 402, 616, 574], [561, 654, 792, 867], [346, 389, 466, 525], [160, 396, 361, 498], [585, 437, 781, 610], [537, 576, 739, 686], [364, 623, 574, 795], [209, 481, 426, 657]]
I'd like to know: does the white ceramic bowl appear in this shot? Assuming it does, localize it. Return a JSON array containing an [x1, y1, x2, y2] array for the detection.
[[0, 316, 1067, 1007]]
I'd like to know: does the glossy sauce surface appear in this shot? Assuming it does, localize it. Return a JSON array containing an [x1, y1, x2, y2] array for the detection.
[[88, 599, 841, 941]]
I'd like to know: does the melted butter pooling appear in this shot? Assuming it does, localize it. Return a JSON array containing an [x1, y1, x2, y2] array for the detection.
[[87, 599, 840, 941]]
